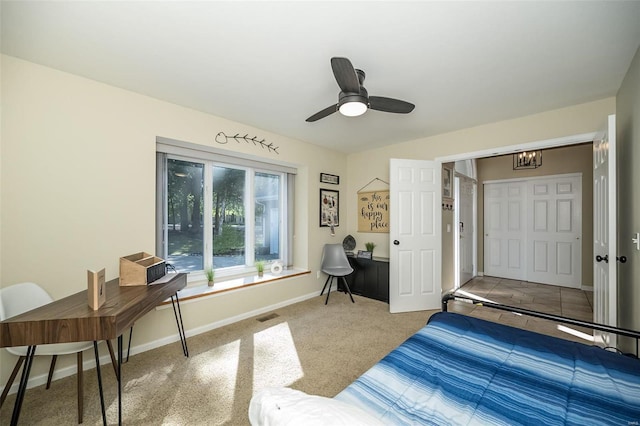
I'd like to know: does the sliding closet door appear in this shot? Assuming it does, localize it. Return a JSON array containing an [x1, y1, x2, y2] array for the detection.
[[484, 174, 582, 287], [527, 176, 582, 288], [484, 181, 526, 280]]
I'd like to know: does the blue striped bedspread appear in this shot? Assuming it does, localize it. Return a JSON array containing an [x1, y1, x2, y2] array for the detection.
[[335, 312, 640, 425]]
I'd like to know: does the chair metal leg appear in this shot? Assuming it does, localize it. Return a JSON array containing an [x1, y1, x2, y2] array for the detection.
[[0, 356, 25, 408], [320, 275, 331, 295], [324, 276, 334, 305], [341, 276, 355, 303], [46, 355, 58, 389], [77, 351, 83, 424]]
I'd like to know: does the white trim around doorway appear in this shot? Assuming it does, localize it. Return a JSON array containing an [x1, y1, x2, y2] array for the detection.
[[435, 132, 597, 163]]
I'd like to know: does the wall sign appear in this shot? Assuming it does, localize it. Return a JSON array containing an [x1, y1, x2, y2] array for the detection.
[[320, 173, 340, 185], [357, 190, 389, 233]]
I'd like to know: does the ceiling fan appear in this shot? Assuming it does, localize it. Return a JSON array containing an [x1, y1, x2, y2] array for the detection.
[[306, 57, 415, 122]]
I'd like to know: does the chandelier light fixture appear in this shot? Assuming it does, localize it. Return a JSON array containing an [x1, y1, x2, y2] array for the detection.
[[513, 150, 542, 170]]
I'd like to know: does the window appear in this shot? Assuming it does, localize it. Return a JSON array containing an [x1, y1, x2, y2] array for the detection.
[[166, 158, 205, 271], [156, 138, 294, 278]]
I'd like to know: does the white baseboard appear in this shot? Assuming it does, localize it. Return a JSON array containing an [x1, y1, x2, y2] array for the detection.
[[2, 290, 320, 396], [581, 285, 594, 291]]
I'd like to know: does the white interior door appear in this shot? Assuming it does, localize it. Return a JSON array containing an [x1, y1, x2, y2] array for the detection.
[[456, 176, 475, 287], [527, 175, 582, 288], [484, 182, 527, 280], [389, 159, 442, 313], [454, 177, 461, 287], [593, 114, 617, 346]]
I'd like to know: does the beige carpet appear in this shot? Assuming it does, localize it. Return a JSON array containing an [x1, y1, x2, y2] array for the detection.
[[1, 294, 432, 425]]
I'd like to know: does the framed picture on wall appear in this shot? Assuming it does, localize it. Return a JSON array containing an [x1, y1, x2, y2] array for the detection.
[[443, 167, 453, 198], [320, 173, 340, 185], [320, 189, 339, 227]]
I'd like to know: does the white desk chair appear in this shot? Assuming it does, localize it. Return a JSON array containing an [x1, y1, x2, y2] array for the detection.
[[320, 244, 355, 305], [0, 282, 113, 424]]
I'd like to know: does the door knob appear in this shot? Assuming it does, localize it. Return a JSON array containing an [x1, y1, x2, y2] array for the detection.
[[393, 240, 400, 245], [595, 255, 609, 263], [617, 256, 627, 263]]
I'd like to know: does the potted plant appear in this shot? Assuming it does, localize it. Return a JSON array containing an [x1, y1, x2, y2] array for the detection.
[[255, 260, 265, 278], [365, 242, 376, 254], [205, 268, 215, 287]]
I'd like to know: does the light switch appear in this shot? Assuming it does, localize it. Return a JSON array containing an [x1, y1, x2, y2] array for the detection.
[[447, 224, 451, 233]]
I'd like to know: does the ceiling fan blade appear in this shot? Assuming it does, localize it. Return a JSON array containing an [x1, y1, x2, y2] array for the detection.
[[331, 57, 360, 93], [369, 96, 415, 114], [306, 104, 338, 122]]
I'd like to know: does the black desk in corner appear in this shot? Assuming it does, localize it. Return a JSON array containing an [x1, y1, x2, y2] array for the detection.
[[345, 255, 389, 303]]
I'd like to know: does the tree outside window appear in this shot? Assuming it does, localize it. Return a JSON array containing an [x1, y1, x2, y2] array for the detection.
[[212, 166, 246, 268], [167, 159, 204, 271], [160, 153, 287, 275]]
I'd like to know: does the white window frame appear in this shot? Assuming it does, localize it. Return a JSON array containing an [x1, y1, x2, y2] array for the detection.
[[156, 137, 295, 284]]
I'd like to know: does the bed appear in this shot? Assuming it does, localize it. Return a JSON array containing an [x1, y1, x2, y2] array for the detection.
[[249, 294, 640, 425]]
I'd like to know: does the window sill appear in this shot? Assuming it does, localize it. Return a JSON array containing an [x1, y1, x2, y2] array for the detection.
[[158, 268, 311, 307]]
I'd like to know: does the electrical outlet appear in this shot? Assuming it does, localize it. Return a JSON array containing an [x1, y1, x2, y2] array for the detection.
[[317, 271, 321, 279]]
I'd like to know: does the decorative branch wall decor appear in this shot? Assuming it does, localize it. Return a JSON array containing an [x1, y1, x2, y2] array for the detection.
[[215, 131, 279, 154]]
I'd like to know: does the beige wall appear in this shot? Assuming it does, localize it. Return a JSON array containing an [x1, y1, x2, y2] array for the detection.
[[616, 45, 640, 352], [0, 55, 347, 382], [476, 143, 594, 287]]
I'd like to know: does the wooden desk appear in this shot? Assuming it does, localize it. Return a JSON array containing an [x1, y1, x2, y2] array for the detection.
[[0, 273, 188, 425], [345, 256, 390, 303]]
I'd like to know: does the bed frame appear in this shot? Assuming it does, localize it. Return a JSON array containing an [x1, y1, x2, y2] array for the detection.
[[441, 291, 640, 357]]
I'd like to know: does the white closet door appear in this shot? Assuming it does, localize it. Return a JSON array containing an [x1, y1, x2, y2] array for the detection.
[[484, 174, 582, 287], [527, 176, 582, 288], [484, 182, 526, 280]]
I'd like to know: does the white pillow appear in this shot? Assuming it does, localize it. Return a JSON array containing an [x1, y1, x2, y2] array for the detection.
[[249, 387, 385, 426]]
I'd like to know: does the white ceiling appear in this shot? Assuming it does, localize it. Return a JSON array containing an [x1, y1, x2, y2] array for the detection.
[[2, 1, 640, 153]]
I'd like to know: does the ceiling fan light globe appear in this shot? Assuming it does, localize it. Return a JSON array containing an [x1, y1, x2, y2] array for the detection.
[[339, 101, 367, 117]]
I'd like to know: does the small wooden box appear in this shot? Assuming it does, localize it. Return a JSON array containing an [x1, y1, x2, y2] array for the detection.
[[88, 268, 106, 310], [119, 252, 166, 286]]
